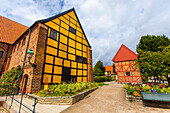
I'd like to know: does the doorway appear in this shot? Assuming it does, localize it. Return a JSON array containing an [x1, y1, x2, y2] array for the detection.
[[62, 67, 71, 82], [21, 74, 28, 93]]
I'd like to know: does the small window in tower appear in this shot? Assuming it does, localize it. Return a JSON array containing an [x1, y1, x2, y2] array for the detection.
[[69, 26, 76, 35], [126, 72, 131, 76], [50, 30, 57, 40]]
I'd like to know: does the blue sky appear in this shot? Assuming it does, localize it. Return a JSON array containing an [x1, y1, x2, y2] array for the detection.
[[1, 0, 170, 66]]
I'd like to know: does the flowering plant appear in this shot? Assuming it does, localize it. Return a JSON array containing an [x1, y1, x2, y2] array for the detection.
[[0, 65, 21, 96], [124, 83, 170, 97], [35, 82, 100, 97]]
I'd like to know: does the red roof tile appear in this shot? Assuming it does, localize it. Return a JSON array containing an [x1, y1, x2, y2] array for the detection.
[[0, 16, 28, 44], [105, 65, 115, 74], [112, 44, 138, 62], [105, 65, 113, 72]]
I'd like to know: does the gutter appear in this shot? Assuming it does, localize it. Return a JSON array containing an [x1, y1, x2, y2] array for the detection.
[[17, 29, 31, 94], [0, 45, 9, 77]]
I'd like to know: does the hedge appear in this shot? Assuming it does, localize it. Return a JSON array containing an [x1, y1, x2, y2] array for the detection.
[[94, 76, 113, 82]]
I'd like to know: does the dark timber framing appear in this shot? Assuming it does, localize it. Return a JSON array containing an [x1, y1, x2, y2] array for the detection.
[[40, 8, 90, 85]]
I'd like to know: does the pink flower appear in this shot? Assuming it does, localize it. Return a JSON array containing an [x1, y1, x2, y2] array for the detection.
[[2, 82, 4, 84], [11, 82, 13, 84], [1, 88, 4, 91]]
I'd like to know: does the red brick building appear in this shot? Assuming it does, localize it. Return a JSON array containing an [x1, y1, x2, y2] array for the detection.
[[112, 44, 142, 83], [0, 8, 93, 94]]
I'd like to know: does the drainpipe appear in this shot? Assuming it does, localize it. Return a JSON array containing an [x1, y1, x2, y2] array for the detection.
[[0, 45, 9, 77], [17, 29, 31, 94]]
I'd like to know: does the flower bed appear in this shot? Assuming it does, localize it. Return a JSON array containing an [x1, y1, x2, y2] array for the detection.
[[35, 82, 100, 97], [29, 87, 98, 105], [29, 82, 105, 105], [124, 83, 170, 102]]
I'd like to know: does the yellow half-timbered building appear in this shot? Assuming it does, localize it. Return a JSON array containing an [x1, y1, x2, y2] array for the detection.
[[40, 9, 91, 85], [0, 8, 93, 93]]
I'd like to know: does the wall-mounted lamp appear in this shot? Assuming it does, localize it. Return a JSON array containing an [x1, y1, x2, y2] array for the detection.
[[25, 49, 37, 68]]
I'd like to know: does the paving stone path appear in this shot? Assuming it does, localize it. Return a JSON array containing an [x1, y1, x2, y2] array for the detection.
[[61, 81, 170, 113]]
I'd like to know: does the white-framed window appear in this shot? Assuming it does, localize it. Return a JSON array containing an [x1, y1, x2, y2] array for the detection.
[[126, 72, 131, 76]]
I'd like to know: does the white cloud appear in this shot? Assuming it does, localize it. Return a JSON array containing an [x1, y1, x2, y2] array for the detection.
[[1, 0, 170, 66]]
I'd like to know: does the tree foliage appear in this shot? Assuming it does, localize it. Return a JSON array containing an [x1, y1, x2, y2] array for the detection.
[[93, 60, 105, 76], [137, 34, 170, 53], [136, 34, 170, 85], [0, 65, 21, 89], [112, 64, 117, 74]]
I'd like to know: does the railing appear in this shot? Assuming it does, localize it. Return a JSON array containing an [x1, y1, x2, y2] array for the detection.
[[2, 87, 38, 113]]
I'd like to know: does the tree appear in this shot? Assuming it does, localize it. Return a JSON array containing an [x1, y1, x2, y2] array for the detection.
[[112, 63, 117, 74], [136, 34, 170, 85], [137, 34, 170, 53], [93, 60, 105, 76]]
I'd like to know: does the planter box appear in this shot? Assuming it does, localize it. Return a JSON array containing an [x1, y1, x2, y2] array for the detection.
[[142, 92, 170, 108], [124, 88, 142, 102], [28, 87, 98, 105]]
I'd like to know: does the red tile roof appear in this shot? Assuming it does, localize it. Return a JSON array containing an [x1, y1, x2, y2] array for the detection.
[[112, 44, 138, 62], [0, 16, 28, 44], [105, 65, 113, 72]]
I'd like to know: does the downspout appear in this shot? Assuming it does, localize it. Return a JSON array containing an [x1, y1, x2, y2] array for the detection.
[[17, 29, 31, 94], [0, 45, 9, 77]]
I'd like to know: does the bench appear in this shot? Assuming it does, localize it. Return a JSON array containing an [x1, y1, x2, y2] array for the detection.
[[141, 92, 170, 108]]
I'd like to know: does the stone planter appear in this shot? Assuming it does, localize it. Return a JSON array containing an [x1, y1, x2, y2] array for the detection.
[[28, 87, 98, 105], [124, 88, 142, 102], [142, 92, 170, 108]]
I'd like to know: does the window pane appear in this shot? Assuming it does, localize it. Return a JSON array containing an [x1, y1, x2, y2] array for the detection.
[[69, 26, 76, 35], [0, 51, 3, 58], [54, 32, 57, 40], [126, 72, 131, 76]]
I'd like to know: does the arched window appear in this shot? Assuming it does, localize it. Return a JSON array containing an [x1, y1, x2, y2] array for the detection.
[[0, 48, 4, 58]]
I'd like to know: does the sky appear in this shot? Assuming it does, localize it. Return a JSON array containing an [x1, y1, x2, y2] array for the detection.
[[1, 0, 170, 67]]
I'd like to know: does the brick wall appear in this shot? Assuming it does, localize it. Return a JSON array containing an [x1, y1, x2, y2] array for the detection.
[[0, 42, 13, 77], [7, 23, 42, 93], [88, 48, 93, 82], [31, 24, 47, 93]]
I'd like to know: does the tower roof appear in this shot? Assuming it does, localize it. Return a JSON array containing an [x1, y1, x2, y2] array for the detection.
[[112, 44, 138, 62]]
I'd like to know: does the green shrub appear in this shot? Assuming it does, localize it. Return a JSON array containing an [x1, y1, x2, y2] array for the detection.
[[0, 65, 21, 96], [94, 76, 106, 82], [94, 76, 113, 82]]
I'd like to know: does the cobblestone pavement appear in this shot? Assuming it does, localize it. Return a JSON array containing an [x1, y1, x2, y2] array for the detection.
[[61, 81, 170, 113]]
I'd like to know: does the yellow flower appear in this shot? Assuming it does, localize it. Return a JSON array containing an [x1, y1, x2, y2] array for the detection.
[[133, 91, 138, 96]]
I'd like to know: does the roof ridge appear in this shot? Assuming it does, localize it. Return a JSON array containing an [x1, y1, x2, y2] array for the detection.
[[112, 44, 138, 62], [0, 15, 28, 44], [0, 15, 28, 28]]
